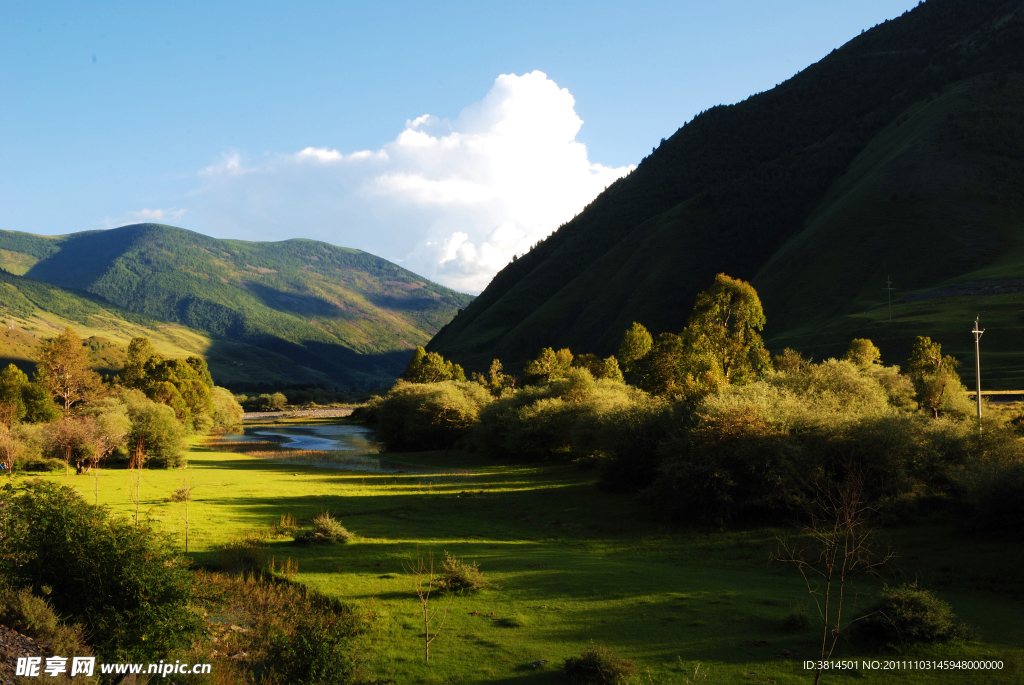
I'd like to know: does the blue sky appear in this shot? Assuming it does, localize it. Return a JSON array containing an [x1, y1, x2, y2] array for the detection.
[[1, 0, 920, 291]]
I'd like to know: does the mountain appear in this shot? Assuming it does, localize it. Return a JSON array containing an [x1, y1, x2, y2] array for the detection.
[[0, 224, 473, 388], [429, 0, 1024, 388]]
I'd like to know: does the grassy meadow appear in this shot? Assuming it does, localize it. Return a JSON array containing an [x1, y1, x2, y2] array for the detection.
[[20, 417, 1022, 684]]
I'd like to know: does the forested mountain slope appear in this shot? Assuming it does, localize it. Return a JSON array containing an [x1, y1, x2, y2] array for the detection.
[[0, 224, 472, 387], [429, 0, 1024, 387]]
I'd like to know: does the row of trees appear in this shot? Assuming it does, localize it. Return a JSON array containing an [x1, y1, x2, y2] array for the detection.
[[374, 274, 1017, 531], [0, 328, 242, 477]]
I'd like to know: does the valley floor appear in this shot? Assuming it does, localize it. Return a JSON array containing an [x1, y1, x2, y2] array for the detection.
[[28, 427, 1024, 684]]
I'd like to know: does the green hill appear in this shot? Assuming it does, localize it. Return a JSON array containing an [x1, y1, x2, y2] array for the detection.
[[428, 0, 1024, 389], [0, 224, 472, 388]]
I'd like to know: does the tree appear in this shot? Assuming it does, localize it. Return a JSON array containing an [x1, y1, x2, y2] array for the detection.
[[46, 415, 95, 479], [122, 336, 158, 389], [618, 322, 653, 373], [773, 473, 894, 685], [121, 389, 185, 468], [684, 274, 767, 384], [572, 353, 624, 382], [473, 359, 515, 396], [81, 398, 131, 504], [403, 347, 466, 383], [210, 386, 244, 432], [772, 348, 811, 373], [523, 347, 573, 384], [404, 547, 455, 664], [908, 336, 966, 419], [844, 338, 882, 368], [0, 364, 29, 422], [635, 333, 684, 395], [36, 328, 102, 415]]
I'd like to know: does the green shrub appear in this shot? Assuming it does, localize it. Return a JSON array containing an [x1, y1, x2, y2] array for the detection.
[[474, 371, 651, 461], [14, 455, 64, 472], [849, 583, 971, 652], [297, 512, 354, 544], [378, 381, 490, 451], [210, 386, 244, 432], [781, 606, 810, 632], [0, 587, 92, 659], [121, 388, 186, 468], [437, 551, 491, 593], [564, 643, 637, 684], [959, 458, 1024, 539], [263, 589, 366, 684], [194, 570, 367, 685], [0, 480, 202, 661], [219, 529, 268, 572]]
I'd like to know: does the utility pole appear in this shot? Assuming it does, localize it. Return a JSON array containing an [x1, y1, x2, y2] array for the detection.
[[884, 276, 895, 322], [972, 316, 984, 422]]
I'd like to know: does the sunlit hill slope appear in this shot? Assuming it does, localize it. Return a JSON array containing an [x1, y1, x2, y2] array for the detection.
[[0, 224, 473, 388]]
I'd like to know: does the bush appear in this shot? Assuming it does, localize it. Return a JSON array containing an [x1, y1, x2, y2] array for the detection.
[[377, 381, 491, 451], [564, 644, 637, 684], [781, 606, 811, 632], [849, 583, 971, 652], [121, 389, 186, 468], [14, 456, 64, 472], [194, 570, 367, 685], [210, 386, 244, 432], [437, 551, 491, 593], [220, 529, 268, 572], [297, 512, 354, 544], [0, 587, 92, 659], [0, 480, 202, 661], [474, 371, 650, 461], [959, 458, 1024, 539], [350, 394, 384, 424], [169, 485, 192, 502]]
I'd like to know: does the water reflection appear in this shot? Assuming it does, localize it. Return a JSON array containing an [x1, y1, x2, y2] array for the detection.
[[216, 423, 412, 473]]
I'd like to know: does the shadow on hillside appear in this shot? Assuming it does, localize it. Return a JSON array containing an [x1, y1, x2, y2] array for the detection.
[[365, 292, 446, 313], [245, 282, 345, 318], [204, 335, 412, 389]]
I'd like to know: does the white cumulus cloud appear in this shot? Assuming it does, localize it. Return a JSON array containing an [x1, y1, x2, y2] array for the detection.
[[191, 71, 634, 293], [127, 208, 187, 222]]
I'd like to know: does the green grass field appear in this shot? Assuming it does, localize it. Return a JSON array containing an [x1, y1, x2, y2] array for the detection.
[[23, 423, 1024, 684]]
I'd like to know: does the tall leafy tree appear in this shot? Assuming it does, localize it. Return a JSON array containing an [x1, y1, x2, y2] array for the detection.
[[121, 337, 215, 429], [523, 347, 574, 384], [844, 338, 882, 368], [618, 322, 653, 374], [684, 274, 767, 384], [908, 336, 964, 419], [403, 346, 466, 383], [36, 327, 103, 415]]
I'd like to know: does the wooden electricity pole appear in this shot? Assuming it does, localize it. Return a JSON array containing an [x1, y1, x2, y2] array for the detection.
[[884, 276, 895, 322], [972, 316, 984, 421]]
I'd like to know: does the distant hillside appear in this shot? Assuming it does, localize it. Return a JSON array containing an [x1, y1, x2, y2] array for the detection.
[[429, 0, 1024, 388], [0, 224, 472, 388]]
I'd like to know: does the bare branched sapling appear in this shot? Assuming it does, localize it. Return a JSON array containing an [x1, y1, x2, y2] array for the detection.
[[127, 437, 146, 528], [172, 464, 200, 552], [404, 547, 455, 664], [773, 473, 894, 685]]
